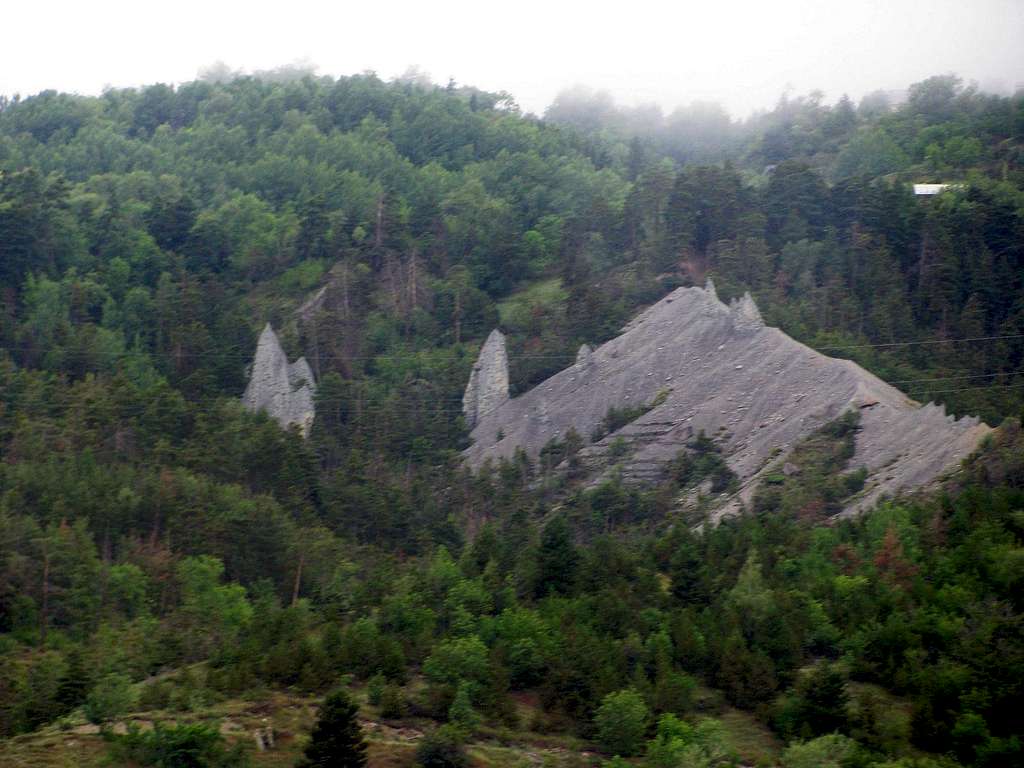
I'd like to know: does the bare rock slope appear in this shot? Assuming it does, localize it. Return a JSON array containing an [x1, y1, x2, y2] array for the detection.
[[465, 283, 989, 516], [243, 324, 316, 437]]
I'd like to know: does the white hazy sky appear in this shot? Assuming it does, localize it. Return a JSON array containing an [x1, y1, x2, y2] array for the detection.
[[3, 0, 1023, 118]]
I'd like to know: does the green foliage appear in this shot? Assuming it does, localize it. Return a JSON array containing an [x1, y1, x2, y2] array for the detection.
[[772, 662, 849, 740], [535, 515, 579, 597], [366, 672, 386, 706], [297, 688, 368, 768], [779, 733, 857, 768], [177, 556, 254, 658], [670, 432, 737, 494], [448, 680, 482, 731], [424, 636, 490, 690], [105, 721, 249, 767], [0, 70, 1023, 768], [379, 684, 409, 719], [84, 672, 138, 724], [415, 724, 469, 768], [753, 411, 864, 521], [594, 688, 650, 756], [644, 714, 731, 768]]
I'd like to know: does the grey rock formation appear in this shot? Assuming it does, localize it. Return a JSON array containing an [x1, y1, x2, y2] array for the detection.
[[462, 329, 510, 430], [730, 292, 764, 332], [242, 324, 316, 437], [575, 344, 593, 367], [704, 277, 718, 302], [464, 284, 989, 518]]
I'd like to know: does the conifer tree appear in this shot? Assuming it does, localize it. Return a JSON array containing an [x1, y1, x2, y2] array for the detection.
[[297, 688, 368, 768]]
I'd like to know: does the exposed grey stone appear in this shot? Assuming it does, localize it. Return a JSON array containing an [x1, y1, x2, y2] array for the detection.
[[783, 462, 801, 477], [704, 277, 718, 302], [462, 329, 509, 430], [242, 324, 316, 437], [296, 284, 328, 324], [464, 283, 989, 518], [730, 291, 764, 332], [576, 344, 593, 367]]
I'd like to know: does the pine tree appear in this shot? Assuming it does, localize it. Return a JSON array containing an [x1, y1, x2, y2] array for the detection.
[[447, 681, 481, 732], [534, 515, 578, 598], [297, 688, 368, 768]]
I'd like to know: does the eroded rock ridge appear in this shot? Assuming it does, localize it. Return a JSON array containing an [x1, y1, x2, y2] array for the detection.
[[464, 284, 989, 517]]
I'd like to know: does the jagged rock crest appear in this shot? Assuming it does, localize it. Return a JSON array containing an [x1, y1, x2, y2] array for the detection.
[[463, 286, 989, 518], [242, 324, 316, 437], [462, 329, 510, 430]]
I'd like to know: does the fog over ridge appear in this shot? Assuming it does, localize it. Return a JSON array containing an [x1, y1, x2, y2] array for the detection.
[[2, 0, 1022, 119]]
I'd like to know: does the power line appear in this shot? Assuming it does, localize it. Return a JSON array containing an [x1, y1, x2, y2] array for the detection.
[[2, 329, 1023, 362], [817, 333, 1024, 352], [888, 369, 1024, 386], [907, 381, 1024, 396]]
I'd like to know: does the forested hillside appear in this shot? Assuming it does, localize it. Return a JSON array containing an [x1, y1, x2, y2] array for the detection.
[[0, 71, 1022, 767]]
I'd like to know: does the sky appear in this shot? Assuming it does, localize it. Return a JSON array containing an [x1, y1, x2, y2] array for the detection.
[[3, 0, 1023, 118]]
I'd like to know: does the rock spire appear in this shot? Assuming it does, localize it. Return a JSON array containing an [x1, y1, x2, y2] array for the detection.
[[730, 291, 764, 332], [462, 329, 510, 430], [242, 324, 316, 437]]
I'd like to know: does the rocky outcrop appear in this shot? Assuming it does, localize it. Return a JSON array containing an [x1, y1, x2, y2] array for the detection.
[[730, 292, 764, 332], [464, 284, 990, 518], [243, 324, 316, 437], [462, 329, 510, 430], [575, 344, 593, 367]]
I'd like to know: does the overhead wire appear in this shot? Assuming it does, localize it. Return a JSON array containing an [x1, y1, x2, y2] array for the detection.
[[1, 331, 1023, 362], [1, 327, 1022, 421]]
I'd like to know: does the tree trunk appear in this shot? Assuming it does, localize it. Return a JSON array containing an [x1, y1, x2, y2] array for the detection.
[[291, 551, 305, 607], [375, 196, 384, 248], [40, 547, 50, 647]]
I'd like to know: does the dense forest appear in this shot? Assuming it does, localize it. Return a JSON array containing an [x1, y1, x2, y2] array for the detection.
[[0, 70, 1022, 767]]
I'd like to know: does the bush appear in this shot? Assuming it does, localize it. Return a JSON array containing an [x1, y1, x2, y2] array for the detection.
[[780, 734, 856, 768], [379, 684, 409, 719], [367, 673, 386, 706], [105, 721, 249, 767], [594, 688, 650, 756], [645, 714, 731, 768], [653, 669, 696, 715], [84, 672, 138, 724], [415, 724, 469, 768], [448, 681, 481, 731]]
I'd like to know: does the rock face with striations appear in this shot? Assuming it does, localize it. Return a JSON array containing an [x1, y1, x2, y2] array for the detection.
[[243, 324, 316, 437], [462, 329, 510, 430], [464, 284, 990, 518]]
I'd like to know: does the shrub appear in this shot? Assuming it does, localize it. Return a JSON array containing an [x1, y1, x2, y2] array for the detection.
[[594, 688, 650, 756], [84, 672, 138, 724], [105, 721, 248, 767], [379, 684, 408, 719], [367, 673, 386, 706], [780, 734, 856, 768], [448, 681, 482, 731], [415, 724, 469, 768]]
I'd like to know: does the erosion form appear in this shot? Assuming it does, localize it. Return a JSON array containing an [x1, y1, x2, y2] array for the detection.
[[243, 324, 317, 437], [463, 282, 990, 518], [462, 329, 511, 430]]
